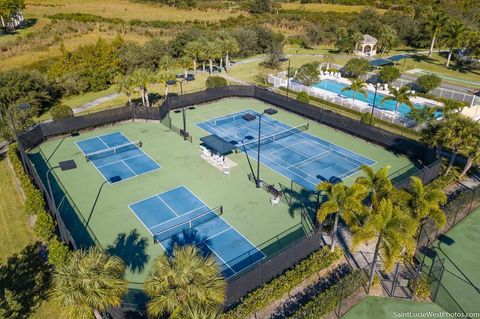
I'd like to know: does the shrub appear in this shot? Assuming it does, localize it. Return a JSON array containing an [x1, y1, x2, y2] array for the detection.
[[409, 275, 431, 300], [290, 269, 368, 319], [296, 91, 310, 103], [222, 247, 342, 318], [416, 74, 441, 93], [48, 237, 71, 268], [361, 112, 376, 125], [50, 104, 73, 120], [34, 210, 56, 242], [206, 76, 227, 89]]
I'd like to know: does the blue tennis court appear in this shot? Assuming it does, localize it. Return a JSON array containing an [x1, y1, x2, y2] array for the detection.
[[129, 186, 265, 278], [76, 132, 161, 183], [197, 110, 375, 190]]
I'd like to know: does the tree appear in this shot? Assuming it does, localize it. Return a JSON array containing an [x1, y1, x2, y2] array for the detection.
[[343, 58, 371, 78], [352, 199, 416, 292], [380, 86, 414, 114], [341, 78, 368, 105], [442, 99, 464, 118], [379, 66, 400, 84], [220, 36, 239, 70], [296, 91, 310, 103], [425, 12, 449, 57], [407, 176, 446, 228], [177, 55, 191, 78], [415, 73, 441, 93], [50, 104, 73, 120], [130, 68, 156, 107], [0, 289, 22, 319], [356, 165, 392, 208], [443, 20, 467, 67], [50, 248, 128, 319], [0, 0, 25, 32], [458, 124, 480, 177], [434, 115, 476, 174], [377, 25, 398, 55], [116, 74, 136, 106], [185, 41, 201, 75], [144, 245, 226, 318], [182, 304, 221, 319], [335, 28, 362, 54], [294, 62, 320, 86], [317, 181, 367, 251], [407, 105, 439, 127]]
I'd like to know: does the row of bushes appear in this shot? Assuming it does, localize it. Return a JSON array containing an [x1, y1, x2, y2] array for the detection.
[[290, 269, 368, 319], [279, 87, 421, 138], [222, 247, 343, 318], [7, 145, 70, 267]]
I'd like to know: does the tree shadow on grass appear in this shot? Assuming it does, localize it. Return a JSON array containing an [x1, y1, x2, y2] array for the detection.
[[0, 242, 52, 319], [106, 229, 150, 274]]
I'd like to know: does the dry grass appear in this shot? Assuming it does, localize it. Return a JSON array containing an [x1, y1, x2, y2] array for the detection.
[[280, 2, 385, 13], [25, 0, 241, 22]]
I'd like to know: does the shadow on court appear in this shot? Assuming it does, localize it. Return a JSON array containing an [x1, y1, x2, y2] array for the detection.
[[0, 242, 52, 319], [164, 228, 212, 257], [106, 229, 150, 273]]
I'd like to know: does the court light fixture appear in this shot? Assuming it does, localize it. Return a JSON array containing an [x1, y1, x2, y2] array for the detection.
[[166, 76, 196, 141]]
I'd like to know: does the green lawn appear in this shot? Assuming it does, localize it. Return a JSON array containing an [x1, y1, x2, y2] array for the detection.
[[342, 296, 445, 319], [0, 157, 62, 319]]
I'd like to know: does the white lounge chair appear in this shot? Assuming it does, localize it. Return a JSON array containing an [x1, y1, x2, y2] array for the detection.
[[271, 196, 281, 206], [223, 166, 231, 176]]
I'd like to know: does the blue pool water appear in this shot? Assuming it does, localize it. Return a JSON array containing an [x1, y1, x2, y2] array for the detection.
[[313, 79, 427, 116]]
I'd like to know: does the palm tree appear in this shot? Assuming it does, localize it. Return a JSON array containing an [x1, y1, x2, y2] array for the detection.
[[435, 114, 474, 174], [426, 12, 449, 57], [116, 74, 135, 106], [407, 176, 447, 246], [407, 105, 439, 128], [144, 245, 226, 318], [442, 98, 464, 118], [177, 55, 191, 78], [220, 36, 239, 71], [182, 304, 221, 319], [352, 198, 417, 292], [443, 20, 467, 67], [341, 78, 367, 105], [356, 165, 392, 208], [317, 181, 367, 251], [50, 248, 128, 319], [185, 40, 201, 75], [380, 86, 414, 114], [459, 125, 480, 177], [204, 40, 222, 74], [131, 68, 156, 107]]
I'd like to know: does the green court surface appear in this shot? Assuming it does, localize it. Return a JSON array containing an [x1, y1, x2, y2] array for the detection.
[[424, 207, 480, 315], [342, 296, 445, 319], [28, 97, 415, 285]]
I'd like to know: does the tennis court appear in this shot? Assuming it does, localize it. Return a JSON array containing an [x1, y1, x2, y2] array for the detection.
[[129, 186, 266, 278], [197, 110, 375, 190], [76, 132, 161, 183]]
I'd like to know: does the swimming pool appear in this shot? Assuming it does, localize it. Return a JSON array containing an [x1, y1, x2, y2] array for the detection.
[[313, 79, 427, 117]]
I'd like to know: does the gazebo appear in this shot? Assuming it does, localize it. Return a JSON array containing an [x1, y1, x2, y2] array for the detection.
[[356, 34, 378, 57]]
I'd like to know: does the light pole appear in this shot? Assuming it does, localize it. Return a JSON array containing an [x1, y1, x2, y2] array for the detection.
[[242, 108, 278, 188], [370, 83, 381, 125], [166, 75, 195, 140], [279, 57, 291, 100], [6, 102, 32, 171], [46, 159, 77, 242]]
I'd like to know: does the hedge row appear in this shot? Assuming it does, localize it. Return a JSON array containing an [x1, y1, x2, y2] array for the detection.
[[222, 247, 342, 319], [7, 145, 70, 267], [279, 87, 421, 138], [290, 269, 368, 319]]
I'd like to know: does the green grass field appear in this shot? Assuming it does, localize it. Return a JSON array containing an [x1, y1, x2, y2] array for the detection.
[[28, 97, 415, 286], [342, 296, 445, 319], [0, 157, 62, 319]]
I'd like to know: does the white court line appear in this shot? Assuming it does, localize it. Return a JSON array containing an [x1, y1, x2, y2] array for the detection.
[[147, 205, 209, 231], [95, 154, 144, 169], [121, 159, 137, 175], [156, 196, 179, 217], [204, 241, 236, 275]]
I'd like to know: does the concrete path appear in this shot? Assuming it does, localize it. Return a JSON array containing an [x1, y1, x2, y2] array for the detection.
[[72, 93, 123, 114]]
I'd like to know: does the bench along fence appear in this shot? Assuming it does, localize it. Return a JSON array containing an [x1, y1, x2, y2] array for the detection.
[[16, 85, 441, 313]]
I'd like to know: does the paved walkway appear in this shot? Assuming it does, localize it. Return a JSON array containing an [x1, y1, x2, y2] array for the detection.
[[72, 93, 123, 114]]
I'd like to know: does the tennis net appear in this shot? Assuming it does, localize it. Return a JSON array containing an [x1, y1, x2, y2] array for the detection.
[[240, 123, 309, 149], [85, 140, 142, 162], [153, 205, 223, 243]]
